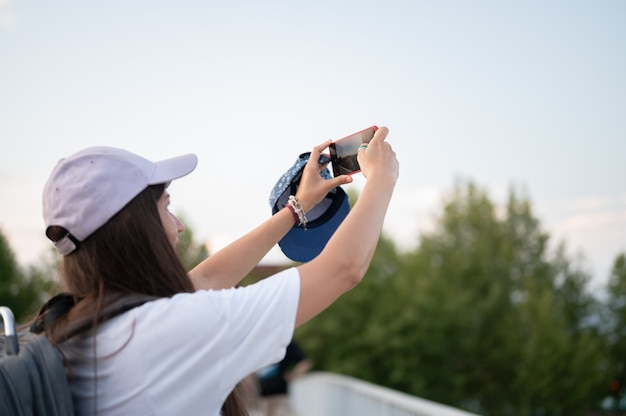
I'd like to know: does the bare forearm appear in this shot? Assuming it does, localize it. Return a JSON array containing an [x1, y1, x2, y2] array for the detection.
[[323, 175, 396, 276], [188, 141, 352, 291], [296, 174, 397, 326]]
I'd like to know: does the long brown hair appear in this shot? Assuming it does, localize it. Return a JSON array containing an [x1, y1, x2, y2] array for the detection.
[[46, 184, 247, 415]]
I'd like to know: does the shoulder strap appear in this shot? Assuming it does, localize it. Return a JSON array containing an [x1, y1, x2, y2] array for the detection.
[[30, 294, 77, 335], [30, 293, 159, 341], [64, 294, 159, 340]]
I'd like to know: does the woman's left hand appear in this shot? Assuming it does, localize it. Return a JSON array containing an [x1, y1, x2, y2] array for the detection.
[[295, 140, 353, 213]]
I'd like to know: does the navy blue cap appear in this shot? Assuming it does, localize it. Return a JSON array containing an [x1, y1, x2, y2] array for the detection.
[[269, 152, 350, 262]]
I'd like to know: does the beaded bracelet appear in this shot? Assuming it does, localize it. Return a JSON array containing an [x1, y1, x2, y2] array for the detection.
[[287, 195, 308, 231]]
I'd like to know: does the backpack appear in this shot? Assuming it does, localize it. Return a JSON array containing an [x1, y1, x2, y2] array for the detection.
[[0, 294, 157, 416]]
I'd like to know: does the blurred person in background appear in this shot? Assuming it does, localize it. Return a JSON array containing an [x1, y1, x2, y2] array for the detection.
[[256, 340, 312, 416]]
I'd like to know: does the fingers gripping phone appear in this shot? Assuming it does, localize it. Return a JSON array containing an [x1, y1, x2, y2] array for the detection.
[[328, 126, 378, 177]]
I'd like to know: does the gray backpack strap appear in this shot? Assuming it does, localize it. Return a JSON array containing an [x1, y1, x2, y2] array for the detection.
[[29, 293, 160, 341], [63, 294, 160, 340]]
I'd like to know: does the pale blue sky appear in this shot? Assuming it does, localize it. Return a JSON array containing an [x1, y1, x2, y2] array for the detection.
[[1, 0, 624, 290]]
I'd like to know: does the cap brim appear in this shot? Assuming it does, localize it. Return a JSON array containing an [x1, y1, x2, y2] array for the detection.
[[278, 189, 350, 262], [150, 154, 198, 184]]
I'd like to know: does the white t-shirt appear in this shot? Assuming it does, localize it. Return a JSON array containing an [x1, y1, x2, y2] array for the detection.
[[61, 267, 300, 415]]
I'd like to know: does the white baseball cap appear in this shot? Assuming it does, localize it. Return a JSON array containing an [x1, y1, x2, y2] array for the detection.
[[42, 146, 198, 255]]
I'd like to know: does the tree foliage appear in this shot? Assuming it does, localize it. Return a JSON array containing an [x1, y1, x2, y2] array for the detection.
[[0, 229, 56, 323], [605, 253, 626, 411], [296, 180, 609, 415]]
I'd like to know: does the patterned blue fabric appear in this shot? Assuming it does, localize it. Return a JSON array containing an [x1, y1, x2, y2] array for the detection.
[[268, 153, 331, 207], [269, 152, 350, 262]]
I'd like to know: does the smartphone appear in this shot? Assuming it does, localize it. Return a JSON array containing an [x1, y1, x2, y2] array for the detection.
[[328, 126, 378, 177]]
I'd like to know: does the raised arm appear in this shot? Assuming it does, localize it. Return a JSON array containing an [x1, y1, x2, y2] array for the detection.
[[188, 141, 353, 290], [295, 126, 398, 326]]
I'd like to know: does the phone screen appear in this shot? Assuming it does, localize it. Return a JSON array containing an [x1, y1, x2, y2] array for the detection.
[[329, 126, 378, 177]]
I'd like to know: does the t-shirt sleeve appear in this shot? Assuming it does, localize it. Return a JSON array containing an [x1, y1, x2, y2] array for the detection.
[[211, 267, 302, 384], [132, 267, 301, 400]]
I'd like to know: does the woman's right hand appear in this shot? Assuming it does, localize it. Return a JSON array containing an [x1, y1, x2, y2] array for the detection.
[[356, 126, 399, 183]]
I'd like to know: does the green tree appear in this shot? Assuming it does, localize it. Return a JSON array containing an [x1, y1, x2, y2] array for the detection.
[[605, 252, 626, 410], [404, 183, 604, 415], [401, 182, 522, 411], [0, 229, 56, 323], [296, 180, 606, 416]]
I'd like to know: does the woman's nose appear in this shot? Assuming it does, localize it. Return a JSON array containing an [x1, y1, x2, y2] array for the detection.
[[175, 216, 185, 233]]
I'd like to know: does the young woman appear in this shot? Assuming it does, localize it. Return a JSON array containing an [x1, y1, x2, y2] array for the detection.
[[41, 126, 398, 415]]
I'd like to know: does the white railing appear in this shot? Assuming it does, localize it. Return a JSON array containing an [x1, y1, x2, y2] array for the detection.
[[290, 372, 481, 416]]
